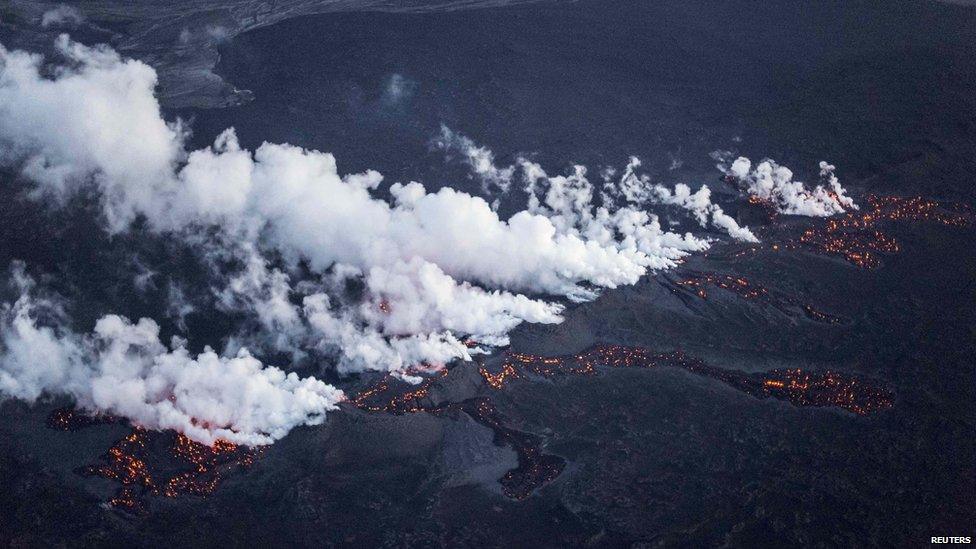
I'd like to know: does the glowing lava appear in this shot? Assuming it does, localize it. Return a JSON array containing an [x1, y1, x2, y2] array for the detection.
[[47, 407, 118, 431], [350, 369, 446, 414], [668, 270, 842, 324], [733, 194, 973, 268], [793, 195, 972, 268], [48, 409, 262, 513], [458, 397, 565, 500], [354, 343, 891, 500], [161, 435, 252, 499], [42, 193, 947, 510], [349, 372, 565, 500], [82, 428, 261, 512], [490, 344, 893, 416]]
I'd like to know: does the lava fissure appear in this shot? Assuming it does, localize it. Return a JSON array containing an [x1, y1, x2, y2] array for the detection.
[[490, 344, 893, 416], [349, 373, 565, 500], [47, 409, 262, 513], [729, 194, 973, 268], [666, 270, 843, 324]]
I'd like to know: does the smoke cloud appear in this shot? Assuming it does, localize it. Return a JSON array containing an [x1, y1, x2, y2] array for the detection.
[[432, 125, 515, 194], [723, 156, 857, 216], [0, 37, 857, 445], [607, 156, 758, 242], [40, 5, 85, 28], [0, 264, 343, 445], [0, 37, 730, 441], [434, 133, 758, 243]]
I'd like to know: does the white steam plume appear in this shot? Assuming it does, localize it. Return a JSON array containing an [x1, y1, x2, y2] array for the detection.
[[608, 156, 758, 243], [433, 131, 757, 244], [432, 124, 514, 194], [40, 5, 86, 28], [0, 37, 858, 445], [0, 37, 707, 381], [723, 156, 857, 216], [0, 264, 343, 446]]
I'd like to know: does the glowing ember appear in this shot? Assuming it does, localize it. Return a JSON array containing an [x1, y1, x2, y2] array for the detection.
[[729, 194, 973, 268], [669, 271, 842, 324], [757, 368, 892, 416], [458, 398, 565, 500], [161, 435, 245, 498], [480, 362, 521, 389], [73, 427, 261, 513], [675, 272, 767, 300], [86, 429, 155, 511], [46, 407, 118, 431], [796, 213, 899, 269], [349, 373, 565, 500], [746, 194, 780, 219], [350, 370, 446, 414], [489, 344, 893, 416]]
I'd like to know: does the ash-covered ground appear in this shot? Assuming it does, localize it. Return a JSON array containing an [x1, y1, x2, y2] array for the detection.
[[1, 0, 975, 547]]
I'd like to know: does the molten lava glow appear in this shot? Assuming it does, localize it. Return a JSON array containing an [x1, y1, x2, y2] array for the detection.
[[736, 194, 973, 268], [480, 363, 521, 389], [460, 397, 564, 500], [48, 196, 940, 507], [46, 407, 118, 431], [47, 409, 262, 512], [746, 194, 780, 219], [672, 271, 842, 324], [490, 344, 893, 416], [91, 429, 154, 511], [51, 338, 892, 506], [161, 435, 248, 499], [794, 194, 972, 268], [349, 372, 565, 500], [350, 369, 446, 414], [677, 273, 768, 300], [757, 368, 893, 416]]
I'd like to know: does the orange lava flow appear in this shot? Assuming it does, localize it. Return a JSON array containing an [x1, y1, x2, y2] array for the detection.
[[757, 368, 893, 416], [461, 397, 564, 500], [480, 362, 521, 389], [161, 435, 247, 498], [97, 429, 155, 511], [350, 369, 447, 413], [670, 271, 842, 324], [797, 194, 972, 268], [676, 272, 767, 300], [48, 409, 264, 513], [741, 194, 973, 268], [349, 371, 565, 500], [46, 407, 118, 431], [487, 344, 893, 416]]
